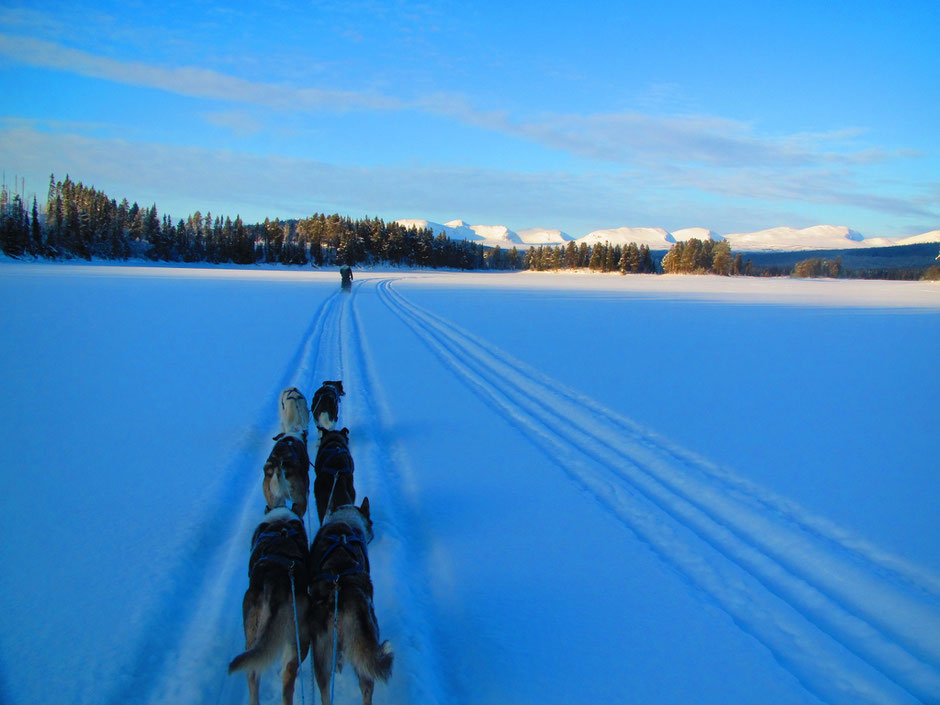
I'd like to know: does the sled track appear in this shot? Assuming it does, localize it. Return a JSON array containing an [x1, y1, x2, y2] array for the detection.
[[339, 282, 452, 705], [376, 278, 940, 705], [103, 290, 344, 705]]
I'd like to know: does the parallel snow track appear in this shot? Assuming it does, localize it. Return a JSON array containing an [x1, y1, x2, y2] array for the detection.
[[376, 278, 940, 705], [339, 282, 453, 705], [111, 288, 345, 705]]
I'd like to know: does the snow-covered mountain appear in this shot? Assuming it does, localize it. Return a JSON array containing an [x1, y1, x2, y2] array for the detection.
[[894, 229, 940, 245], [672, 227, 724, 242], [517, 227, 574, 246], [397, 218, 940, 252], [576, 227, 675, 249], [395, 219, 575, 248], [395, 219, 523, 246], [723, 225, 865, 252]]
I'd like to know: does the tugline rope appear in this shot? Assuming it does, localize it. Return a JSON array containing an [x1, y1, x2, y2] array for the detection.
[[330, 579, 340, 705], [289, 561, 306, 705]]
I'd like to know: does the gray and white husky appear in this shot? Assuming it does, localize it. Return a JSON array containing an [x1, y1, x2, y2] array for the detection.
[[309, 499, 392, 705], [229, 507, 311, 705]]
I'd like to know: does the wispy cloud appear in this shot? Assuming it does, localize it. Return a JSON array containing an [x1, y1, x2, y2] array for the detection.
[[1, 32, 900, 173], [1, 31, 933, 234], [0, 33, 404, 113]]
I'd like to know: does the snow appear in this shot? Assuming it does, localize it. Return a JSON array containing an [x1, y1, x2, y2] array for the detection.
[[577, 226, 676, 248], [1, 262, 939, 705], [672, 227, 724, 242], [395, 219, 529, 247], [516, 227, 573, 246], [723, 225, 865, 251], [894, 229, 940, 246], [397, 219, 940, 251]]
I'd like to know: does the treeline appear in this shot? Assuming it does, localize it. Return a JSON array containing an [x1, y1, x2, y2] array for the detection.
[[661, 238, 744, 275], [791, 257, 842, 278], [521, 241, 656, 273], [0, 175, 522, 270], [5, 173, 936, 279]]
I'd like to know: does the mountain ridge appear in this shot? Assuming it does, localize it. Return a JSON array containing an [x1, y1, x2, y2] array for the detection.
[[395, 219, 940, 252]]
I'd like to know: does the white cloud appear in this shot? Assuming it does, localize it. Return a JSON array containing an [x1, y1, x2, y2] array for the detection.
[[0, 33, 404, 113]]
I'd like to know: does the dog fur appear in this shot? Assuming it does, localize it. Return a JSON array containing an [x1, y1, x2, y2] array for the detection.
[[309, 500, 392, 705], [278, 387, 310, 439], [311, 381, 345, 431], [312, 427, 355, 524], [263, 434, 311, 519], [229, 507, 311, 705]]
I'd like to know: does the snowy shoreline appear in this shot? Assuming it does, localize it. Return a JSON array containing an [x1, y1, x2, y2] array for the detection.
[[3, 259, 939, 308]]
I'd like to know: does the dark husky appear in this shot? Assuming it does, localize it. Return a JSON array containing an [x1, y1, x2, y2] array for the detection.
[[313, 427, 355, 524], [229, 507, 311, 705], [263, 433, 310, 519], [311, 380, 345, 431], [309, 499, 392, 705]]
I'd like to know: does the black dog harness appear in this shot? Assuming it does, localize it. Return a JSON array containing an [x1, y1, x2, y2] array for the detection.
[[248, 521, 309, 584], [315, 442, 354, 476], [268, 435, 310, 467], [312, 386, 341, 416], [313, 526, 369, 583]]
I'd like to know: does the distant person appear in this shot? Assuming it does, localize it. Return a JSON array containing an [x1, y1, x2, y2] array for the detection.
[[340, 264, 353, 290]]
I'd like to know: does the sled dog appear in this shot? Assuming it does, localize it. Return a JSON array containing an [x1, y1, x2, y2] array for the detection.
[[263, 433, 311, 519], [229, 507, 311, 705], [309, 499, 392, 705], [311, 381, 345, 431], [312, 427, 355, 524], [278, 387, 310, 439]]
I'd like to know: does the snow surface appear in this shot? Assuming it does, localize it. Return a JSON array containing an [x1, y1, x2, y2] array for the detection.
[[1, 262, 939, 705]]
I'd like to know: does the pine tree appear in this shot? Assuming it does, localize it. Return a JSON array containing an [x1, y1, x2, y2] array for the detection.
[[712, 240, 732, 275], [588, 244, 604, 270], [30, 197, 42, 254]]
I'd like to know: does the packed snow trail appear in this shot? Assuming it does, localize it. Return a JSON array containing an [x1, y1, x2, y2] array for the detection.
[[296, 280, 451, 704], [102, 288, 347, 705], [375, 278, 940, 705], [338, 282, 453, 704], [106, 280, 449, 705]]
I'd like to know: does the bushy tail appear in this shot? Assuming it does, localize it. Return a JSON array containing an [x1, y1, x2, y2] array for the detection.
[[228, 601, 294, 674], [341, 590, 393, 682]]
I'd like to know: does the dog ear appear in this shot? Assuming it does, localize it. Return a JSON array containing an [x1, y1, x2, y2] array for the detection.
[[340, 427, 350, 438], [360, 496, 370, 519]]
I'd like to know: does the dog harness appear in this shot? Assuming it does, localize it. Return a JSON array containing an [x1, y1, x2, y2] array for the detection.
[[313, 525, 369, 583], [269, 435, 310, 468], [248, 520, 309, 585], [314, 439, 354, 475], [312, 386, 341, 415]]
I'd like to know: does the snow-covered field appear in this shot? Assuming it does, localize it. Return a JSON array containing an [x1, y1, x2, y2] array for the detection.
[[1, 262, 938, 705]]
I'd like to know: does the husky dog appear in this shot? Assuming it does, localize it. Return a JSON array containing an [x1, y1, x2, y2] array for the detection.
[[312, 427, 355, 524], [229, 507, 311, 705], [263, 434, 311, 519], [311, 381, 345, 431], [278, 387, 310, 440], [309, 499, 392, 705]]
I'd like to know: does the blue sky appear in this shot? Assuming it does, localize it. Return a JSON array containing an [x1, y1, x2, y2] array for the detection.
[[0, 0, 937, 237]]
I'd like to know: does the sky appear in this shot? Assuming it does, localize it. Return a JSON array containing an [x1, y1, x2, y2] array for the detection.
[[0, 0, 938, 238]]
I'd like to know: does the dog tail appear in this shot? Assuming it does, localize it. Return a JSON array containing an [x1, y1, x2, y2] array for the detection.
[[228, 598, 296, 675], [342, 589, 394, 682]]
